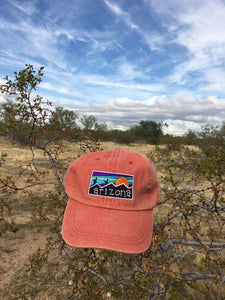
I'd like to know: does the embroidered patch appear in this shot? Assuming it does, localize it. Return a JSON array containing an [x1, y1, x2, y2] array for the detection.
[[89, 171, 133, 200]]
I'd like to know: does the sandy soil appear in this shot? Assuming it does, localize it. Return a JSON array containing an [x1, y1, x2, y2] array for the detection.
[[1, 220, 47, 288], [0, 138, 158, 297], [1, 138, 221, 299]]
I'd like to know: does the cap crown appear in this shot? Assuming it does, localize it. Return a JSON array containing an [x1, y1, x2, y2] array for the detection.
[[65, 149, 159, 211]]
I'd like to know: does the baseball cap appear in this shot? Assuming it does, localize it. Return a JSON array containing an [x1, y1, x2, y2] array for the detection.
[[62, 149, 160, 254]]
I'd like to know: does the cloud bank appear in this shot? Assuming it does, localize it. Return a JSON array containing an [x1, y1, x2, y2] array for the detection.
[[50, 94, 225, 135]]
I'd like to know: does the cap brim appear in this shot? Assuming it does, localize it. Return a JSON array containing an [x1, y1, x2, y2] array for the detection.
[[62, 199, 154, 254]]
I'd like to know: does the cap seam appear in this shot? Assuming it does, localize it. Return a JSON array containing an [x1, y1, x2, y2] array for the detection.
[[67, 197, 154, 211], [68, 203, 152, 245]]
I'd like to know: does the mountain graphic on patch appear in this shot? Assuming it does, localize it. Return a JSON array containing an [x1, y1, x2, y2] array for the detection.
[[89, 171, 133, 200]]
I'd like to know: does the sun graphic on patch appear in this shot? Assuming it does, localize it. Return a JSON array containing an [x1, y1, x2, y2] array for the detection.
[[115, 177, 129, 187]]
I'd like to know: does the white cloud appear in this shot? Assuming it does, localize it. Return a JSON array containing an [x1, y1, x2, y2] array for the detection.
[[176, 1, 225, 50], [147, 0, 225, 87], [117, 58, 144, 80], [104, 0, 124, 17], [163, 120, 202, 136], [199, 68, 225, 93], [0, 78, 6, 104], [0, 16, 120, 74], [0, 94, 5, 104], [104, 0, 139, 30], [0, 78, 6, 85], [78, 76, 165, 92], [51, 94, 225, 134], [104, 0, 165, 52], [0, 19, 72, 70], [142, 32, 166, 51], [40, 81, 82, 98], [7, 0, 37, 15]]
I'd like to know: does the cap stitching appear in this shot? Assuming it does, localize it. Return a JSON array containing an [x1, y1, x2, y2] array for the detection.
[[69, 203, 152, 245]]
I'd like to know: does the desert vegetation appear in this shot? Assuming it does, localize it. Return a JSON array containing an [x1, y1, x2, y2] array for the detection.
[[0, 65, 224, 299]]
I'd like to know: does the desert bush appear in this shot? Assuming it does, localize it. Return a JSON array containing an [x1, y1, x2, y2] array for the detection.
[[130, 120, 164, 144], [0, 65, 224, 299], [197, 123, 225, 157], [182, 129, 198, 145], [0, 99, 33, 145], [108, 129, 136, 144]]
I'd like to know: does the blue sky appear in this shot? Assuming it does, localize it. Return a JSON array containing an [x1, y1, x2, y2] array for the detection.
[[0, 0, 225, 134]]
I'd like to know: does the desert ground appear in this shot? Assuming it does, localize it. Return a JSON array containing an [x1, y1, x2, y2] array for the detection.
[[0, 138, 160, 298], [0, 137, 223, 299]]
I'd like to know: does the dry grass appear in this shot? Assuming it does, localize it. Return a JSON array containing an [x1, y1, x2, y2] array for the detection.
[[0, 137, 160, 293], [0, 137, 163, 185], [0, 137, 224, 299]]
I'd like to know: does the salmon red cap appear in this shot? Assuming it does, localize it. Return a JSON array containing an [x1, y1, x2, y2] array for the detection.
[[62, 149, 160, 254]]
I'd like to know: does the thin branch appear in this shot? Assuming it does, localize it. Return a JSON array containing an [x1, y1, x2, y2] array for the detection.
[[163, 239, 225, 253], [217, 276, 225, 300], [1, 180, 60, 193]]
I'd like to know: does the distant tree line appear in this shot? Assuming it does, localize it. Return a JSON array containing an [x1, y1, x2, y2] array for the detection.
[[1, 98, 224, 148], [0, 100, 163, 145]]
